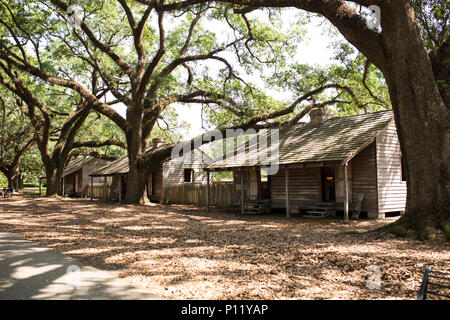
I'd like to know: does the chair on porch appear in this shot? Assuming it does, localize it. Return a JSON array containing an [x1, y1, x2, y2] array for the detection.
[[352, 193, 365, 220]]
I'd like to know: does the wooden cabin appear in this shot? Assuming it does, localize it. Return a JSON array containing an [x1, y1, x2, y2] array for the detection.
[[206, 110, 407, 219], [90, 141, 212, 203], [147, 149, 211, 202], [60, 157, 111, 197]]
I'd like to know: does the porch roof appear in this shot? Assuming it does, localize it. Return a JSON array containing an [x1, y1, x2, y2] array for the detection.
[[90, 146, 212, 177], [62, 157, 97, 178], [206, 111, 393, 170], [89, 154, 130, 177]]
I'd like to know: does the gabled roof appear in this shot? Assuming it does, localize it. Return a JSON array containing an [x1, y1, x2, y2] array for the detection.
[[207, 111, 394, 169], [62, 157, 108, 178], [90, 146, 212, 177], [89, 154, 130, 176]]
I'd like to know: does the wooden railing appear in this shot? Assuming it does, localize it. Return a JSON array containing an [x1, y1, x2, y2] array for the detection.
[[167, 182, 234, 208]]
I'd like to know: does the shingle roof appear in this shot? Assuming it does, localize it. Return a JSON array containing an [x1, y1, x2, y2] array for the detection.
[[62, 157, 96, 178], [89, 154, 130, 176], [90, 146, 212, 177], [207, 111, 393, 169]]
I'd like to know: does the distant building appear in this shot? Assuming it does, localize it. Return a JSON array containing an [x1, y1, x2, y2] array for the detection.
[[90, 139, 212, 202], [60, 157, 111, 197]]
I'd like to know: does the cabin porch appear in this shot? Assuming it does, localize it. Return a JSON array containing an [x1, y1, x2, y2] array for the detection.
[[208, 162, 354, 220], [61, 169, 83, 197]]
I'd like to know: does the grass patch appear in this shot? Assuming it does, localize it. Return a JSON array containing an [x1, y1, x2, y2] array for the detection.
[[444, 225, 450, 241], [21, 187, 46, 196], [387, 225, 416, 238]]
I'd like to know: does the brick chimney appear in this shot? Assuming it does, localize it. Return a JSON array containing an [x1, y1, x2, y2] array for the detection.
[[309, 108, 333, 125]]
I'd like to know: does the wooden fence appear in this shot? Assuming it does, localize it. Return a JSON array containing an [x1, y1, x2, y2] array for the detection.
[[167, 182, 234, 209], [83, 183, 111, 199]]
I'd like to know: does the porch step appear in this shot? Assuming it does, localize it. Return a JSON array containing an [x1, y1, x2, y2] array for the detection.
[[242, 201, 271, 214], [303, 210, 328, 218], [302, 203, 331, 218], [309, 203, 335, 208], [243, 208, 270, 214], [243, 209, 264, 215]]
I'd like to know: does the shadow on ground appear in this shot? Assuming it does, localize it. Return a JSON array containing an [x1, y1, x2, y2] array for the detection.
[[0, 196, 448, 299], [0, 231, 161, 300]]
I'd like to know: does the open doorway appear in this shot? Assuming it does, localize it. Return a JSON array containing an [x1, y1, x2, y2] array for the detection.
[[260, 169, 271, 200], [321, 167, 336, 202]]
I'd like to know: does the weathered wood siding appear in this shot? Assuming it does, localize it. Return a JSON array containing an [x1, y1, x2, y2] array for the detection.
[[350, 141, 378, 213], [63, 170, 83, 195], [63, 173, 74, 195], [249, 170, 259, 200], [83, 183, 111, 199], [335, 164, 352, 205], [149, 165, 163, 201], [376, 121, 407, 212], [233, 169, 250, 203], [270, 167, 321, 208], [61, 158, 110, 197], [82, 159, 109, 193], [110, 175, 120, 200], [160, 149, 209, 203], [167, 182, 234, 208], [110, 175, 126, 200]]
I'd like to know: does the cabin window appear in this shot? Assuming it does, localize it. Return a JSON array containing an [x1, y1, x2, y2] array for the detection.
[[184, 168, 193, 183], [401, 156, 406, 181]]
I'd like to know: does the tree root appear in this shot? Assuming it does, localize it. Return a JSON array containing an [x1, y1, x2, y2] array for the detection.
[[370, 216, 449, 241]]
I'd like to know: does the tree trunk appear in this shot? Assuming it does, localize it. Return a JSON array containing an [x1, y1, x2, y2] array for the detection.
[[123, 116, 151, 204], [17, 173, 24, 191], [125, 161, 151, 204], [4, 168, 18, 190], [7, 174, 16, 190], [44, 161, 65, 196], [123, 131, 171, 204], [378, 1, 449, 238], [387, 77, 449, 236], [45, 173, 60, 196], [10, 173, 24, 192]]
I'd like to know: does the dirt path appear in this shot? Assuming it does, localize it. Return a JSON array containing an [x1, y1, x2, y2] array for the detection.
[[0, 230, 161, 300], [0, 196, 448, 299]]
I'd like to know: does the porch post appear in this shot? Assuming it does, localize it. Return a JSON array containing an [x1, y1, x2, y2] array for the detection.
[[119, 175, 122, 202], [344, 163, 349, 223], [103, 176, 107, 201], [285, 167, 290, 218], [90, 176, 93, 201], [240, 168, 244, 214], [206, 170, 210, 212], [232, 169, 236, 212], [256, 168, 262, 200], [39, 178, 42, 197]]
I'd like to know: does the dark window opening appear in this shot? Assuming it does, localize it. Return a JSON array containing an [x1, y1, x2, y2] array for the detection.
[[184, 169, 193, 183]]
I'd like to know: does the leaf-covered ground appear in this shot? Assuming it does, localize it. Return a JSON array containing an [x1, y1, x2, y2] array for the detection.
[[0, 196, 448, 299]]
